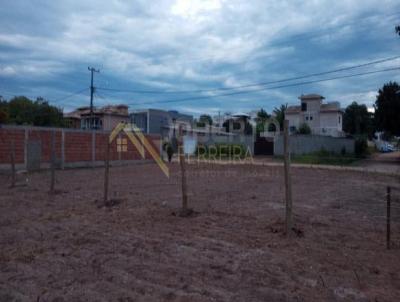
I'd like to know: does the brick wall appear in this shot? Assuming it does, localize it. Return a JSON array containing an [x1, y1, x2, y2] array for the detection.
[[0, 126, 161, 168], [0, 129, 25, 164]]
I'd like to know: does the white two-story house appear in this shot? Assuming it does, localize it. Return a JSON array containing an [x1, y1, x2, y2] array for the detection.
[[285, 94, 344, 137]]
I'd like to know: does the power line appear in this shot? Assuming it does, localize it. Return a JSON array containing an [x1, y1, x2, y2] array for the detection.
[[127, 67, 399, 106], [53, 88, 89, 102], [97, 55, 400, 95]]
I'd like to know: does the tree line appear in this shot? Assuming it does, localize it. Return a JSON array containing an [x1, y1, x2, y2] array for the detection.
[[194, 81, 400, 139], [0, 96, 65, 127], [343, 82, 400, 139]]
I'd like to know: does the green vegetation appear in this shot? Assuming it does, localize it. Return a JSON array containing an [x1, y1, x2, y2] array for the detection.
[[343, 102, 374, 137], [374, 81, 400, 137], [255, 108, 270, 136], [254, 108, 279, 135], [340, 81, 400, 139], [0, 96, 64, 127], [290, 150, 361, 166], [273, 104, 287, 131], [198, 114, 213, 126], [297, 123, 311, 135], [354, 136, 369, 157]]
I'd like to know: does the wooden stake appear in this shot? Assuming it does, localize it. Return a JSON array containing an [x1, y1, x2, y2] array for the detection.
[[50, 131, 56, 193], [179, 125, 188, 215], [386, 186, 391, 250], [283, 120, 293, 235], [10, 140, 16, 188], [103, 139, 111, 205]]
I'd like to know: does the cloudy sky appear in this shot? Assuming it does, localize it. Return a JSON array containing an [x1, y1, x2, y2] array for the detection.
[[0, 0, 399, 116]]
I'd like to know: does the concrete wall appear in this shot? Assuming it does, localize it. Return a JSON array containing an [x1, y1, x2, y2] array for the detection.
[[286, 114, 300, 134], [320, 112, 341, 130], [274, 134, 355, 156], [302, 99, 322, 131], [102, 115, 130, 131], [130, 109, 193, 136], [148, 110, 171, 135], [131, 112, 148, 133], [0, 125, 161, 170]]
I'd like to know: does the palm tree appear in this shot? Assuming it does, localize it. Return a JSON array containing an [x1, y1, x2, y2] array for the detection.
[[255, 108, 269, 136], [273, 104, 288, 131]]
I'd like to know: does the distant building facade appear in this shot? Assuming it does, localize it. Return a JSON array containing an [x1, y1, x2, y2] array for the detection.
[[64, 105, 130, 131], [223, 113, 253, 135], [130, 109, 193, 136], [285, 94, 344, 137]]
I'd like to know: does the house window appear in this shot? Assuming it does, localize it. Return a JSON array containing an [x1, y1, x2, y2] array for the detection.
[[305, 116, 309, 121], [309, 116, 313, 121], [338, 116, 341, 123], [301, 102, 307, 111], [289, 126, 296, 133]]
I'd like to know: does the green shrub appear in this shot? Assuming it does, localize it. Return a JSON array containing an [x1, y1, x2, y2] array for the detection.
[[354, 136, 368, 157], [291, 149, 358, 165], [297, 123, 311, 135]]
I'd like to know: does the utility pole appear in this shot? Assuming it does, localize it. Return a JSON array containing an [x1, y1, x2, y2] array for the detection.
[[88, 67, 100, 129]]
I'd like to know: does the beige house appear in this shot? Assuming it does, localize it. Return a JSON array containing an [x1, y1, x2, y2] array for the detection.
[[285, 94, 344, 137], [64, 105, 130, 131]]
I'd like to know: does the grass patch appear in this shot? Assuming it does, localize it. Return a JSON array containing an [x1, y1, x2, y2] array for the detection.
[[283, 150, 362, 166]]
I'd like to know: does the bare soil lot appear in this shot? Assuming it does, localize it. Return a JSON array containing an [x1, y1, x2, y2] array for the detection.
[[1, 163, 400, 301]]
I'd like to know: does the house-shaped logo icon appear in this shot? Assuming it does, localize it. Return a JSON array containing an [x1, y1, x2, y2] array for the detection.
[[109, 122, 169, 177]]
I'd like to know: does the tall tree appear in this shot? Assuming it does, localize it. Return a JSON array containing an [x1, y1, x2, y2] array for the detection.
[[273, 104, 288, 131], [343, 101, 373, 136], [256, 108, 269, 121], [5, 96, 64, 127], [374, 81, 400, 136], [8, 96, 36, 125], [255, 108, 270, 135], [396, 25, 400, 36], [33, 97, 64, 127]]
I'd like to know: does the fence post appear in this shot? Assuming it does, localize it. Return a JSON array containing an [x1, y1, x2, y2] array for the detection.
[[103, 139, 111, 205], [10, 140, 16, 188], [92, 131, 96, 167], [179, 125, 189, 216], [61, 130, 65, 170], [284, 120, 293, 235], [50, 131, 56, 193], [24, 129, 28, 170], [386, 186, 391, 250]]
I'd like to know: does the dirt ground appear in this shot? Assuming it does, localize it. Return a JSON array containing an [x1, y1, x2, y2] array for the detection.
[[1, 163, 400, 302], [357, 151, 400, 175]]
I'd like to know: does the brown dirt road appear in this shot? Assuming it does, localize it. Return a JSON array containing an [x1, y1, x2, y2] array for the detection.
[[1, 163, 400, 301]]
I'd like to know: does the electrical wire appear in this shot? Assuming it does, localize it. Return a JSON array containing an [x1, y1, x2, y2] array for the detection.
[[52, 88, 89, 103], [97, 55, 400, 95], [125, 67, 399, 106]]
